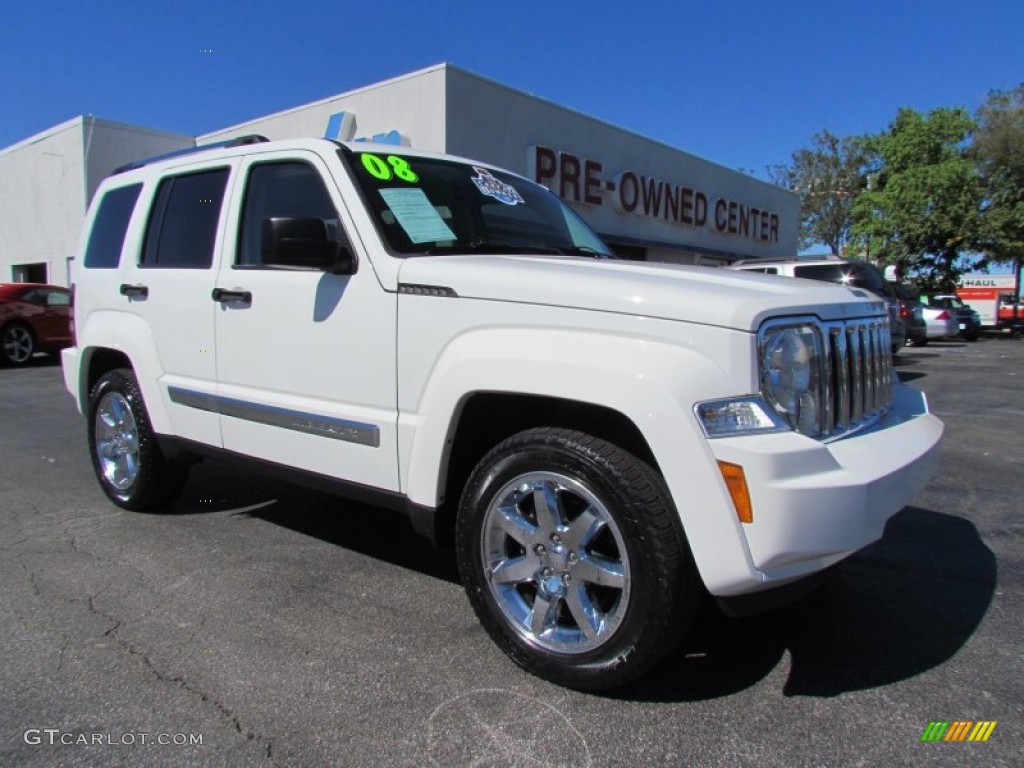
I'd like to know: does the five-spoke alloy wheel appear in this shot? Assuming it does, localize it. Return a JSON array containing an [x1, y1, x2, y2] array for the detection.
[[457, 427, 697, 691], [1, 323, 35, 366], [87, 369, 187, 510]]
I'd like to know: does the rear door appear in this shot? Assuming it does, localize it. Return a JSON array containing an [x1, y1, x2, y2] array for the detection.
[[117, 165, 235, 446], [212, 150, 399, 491]]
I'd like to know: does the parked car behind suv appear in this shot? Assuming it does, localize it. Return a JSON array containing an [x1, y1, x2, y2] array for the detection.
[[62, 137, 942, 691], [0, 283, 72, 366], [923, 294, 981, 341], [888, 283, 929, 346], [726, 258, 907, 354]]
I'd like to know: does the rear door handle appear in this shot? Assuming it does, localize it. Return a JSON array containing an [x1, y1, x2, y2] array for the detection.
[[119, 283, 148, 298], [212, 288, 252, 304]]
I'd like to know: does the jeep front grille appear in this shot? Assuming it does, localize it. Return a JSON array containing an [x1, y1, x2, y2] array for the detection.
[[822, 318, 892, 436]]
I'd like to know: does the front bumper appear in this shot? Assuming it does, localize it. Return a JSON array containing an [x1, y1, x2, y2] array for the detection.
[[705, 382, 942, 595]]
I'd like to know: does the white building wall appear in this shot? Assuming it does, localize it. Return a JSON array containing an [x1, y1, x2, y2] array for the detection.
[[0, 117, 191, 286], [82, 118, 194, 205], [1, 64, 797, 286], [444, 67, 798, 262], [199, 65, 448, 151], [0, 118, 86, 286]]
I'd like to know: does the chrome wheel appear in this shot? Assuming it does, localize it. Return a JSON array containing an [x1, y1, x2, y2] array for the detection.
[[480, 471, 631, 654], [3, 325, 33, 364], [94, 391, 141, 491]]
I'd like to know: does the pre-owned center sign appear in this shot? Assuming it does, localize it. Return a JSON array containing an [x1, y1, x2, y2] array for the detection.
[[529, 145, 781, 244]]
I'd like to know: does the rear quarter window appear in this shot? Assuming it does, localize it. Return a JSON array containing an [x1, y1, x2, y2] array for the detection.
[[83, 184, 143, 269]]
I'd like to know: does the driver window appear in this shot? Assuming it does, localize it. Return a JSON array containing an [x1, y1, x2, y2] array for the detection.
[[237, 161, 349, 267]]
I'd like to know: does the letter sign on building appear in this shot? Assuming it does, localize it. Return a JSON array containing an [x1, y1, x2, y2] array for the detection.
[[529, 145, 780, 244]]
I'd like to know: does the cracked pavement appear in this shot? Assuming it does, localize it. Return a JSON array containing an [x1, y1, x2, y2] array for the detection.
[[1, 340, 1022, 767]]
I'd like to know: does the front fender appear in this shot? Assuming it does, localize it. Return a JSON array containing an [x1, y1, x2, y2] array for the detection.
[[399, 324, 761, 591]]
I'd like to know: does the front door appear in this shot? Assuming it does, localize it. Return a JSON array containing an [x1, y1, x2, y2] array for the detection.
[[213, 151, 399, 491]]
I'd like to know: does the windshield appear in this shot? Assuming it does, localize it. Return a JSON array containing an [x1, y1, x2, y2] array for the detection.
[[341, 149, 612, 257]]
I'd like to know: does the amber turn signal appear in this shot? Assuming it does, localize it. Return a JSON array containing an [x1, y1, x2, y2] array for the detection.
[[717, 461, 753, 524]]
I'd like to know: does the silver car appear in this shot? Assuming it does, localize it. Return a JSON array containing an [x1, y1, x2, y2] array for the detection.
[[918, 303, 959, 341]]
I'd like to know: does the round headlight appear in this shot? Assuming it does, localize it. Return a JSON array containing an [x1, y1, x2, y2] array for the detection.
[[760, 325, 821, 434], [762, 329, 812, 413]]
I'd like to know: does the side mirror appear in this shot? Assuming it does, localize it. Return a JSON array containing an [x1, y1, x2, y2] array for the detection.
[[261, 217, 356, 275]]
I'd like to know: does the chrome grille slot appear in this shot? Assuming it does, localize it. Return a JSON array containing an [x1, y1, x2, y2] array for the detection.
[[823, 317, 892, 437]]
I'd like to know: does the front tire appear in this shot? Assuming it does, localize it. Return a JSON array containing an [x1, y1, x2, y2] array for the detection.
[[88, 369, 187, 510], [1, 322, 35, 366], [456, 428, 697, 691]]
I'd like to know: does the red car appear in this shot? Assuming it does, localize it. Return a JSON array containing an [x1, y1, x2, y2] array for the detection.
[[0, 283, 72, 366]]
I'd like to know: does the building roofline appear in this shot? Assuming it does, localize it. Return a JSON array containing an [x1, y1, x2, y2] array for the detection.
[[1, 115, 193, 159], [81, 116, 194, 142], [442, 65, 792, 197], [0, 116, 85, 158], [197, 63, 451, 140]]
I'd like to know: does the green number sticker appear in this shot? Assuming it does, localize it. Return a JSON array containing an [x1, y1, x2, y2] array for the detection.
[[387, 155, 419, 183], [361, 153, 392, 180], [360, 153, 419, 183]]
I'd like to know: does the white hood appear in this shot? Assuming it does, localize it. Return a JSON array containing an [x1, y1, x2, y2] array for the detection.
[[397, 255, 886, 331]]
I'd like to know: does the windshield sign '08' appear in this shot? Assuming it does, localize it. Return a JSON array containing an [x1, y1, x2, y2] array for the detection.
[[342, 150, 612, 258]]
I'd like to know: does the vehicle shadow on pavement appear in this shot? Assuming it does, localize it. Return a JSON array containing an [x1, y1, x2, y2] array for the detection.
[[165, 461, 461, 584], [242, 491, 460, 585], [614, 506, 996, 702]]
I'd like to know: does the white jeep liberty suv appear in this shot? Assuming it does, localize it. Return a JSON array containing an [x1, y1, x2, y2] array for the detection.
[[63, 136, 943, 690]]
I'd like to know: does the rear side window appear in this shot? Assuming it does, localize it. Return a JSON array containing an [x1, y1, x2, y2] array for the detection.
[[793, 264, 847, 284], [794, 263, 885, 293], [83, 184, 142, 269], [143, 169, 229, 268]]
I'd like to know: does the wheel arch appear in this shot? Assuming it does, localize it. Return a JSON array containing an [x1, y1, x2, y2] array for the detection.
[[83, 347, 134, 402], [430, 393, 660, 547], [75, 311, 169, 432]]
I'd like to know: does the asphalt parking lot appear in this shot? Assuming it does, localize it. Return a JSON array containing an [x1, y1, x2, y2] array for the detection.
[[1, 336, 1021, 767]]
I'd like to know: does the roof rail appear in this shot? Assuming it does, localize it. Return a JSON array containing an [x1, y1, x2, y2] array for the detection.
[[112, 134, 270, 175]]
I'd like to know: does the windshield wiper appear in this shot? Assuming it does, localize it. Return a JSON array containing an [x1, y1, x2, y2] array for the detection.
[[423, 241, 564, 256], [557, 245, 612, 258]]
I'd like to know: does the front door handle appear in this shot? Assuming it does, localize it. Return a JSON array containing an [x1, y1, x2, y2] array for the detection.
[[119, 283, 148, 298], [212, 288, 252, 304]]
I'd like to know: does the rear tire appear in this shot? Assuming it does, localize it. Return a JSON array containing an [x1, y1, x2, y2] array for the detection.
[[88, 369, 187, 510], [456, 427, 697, 691]]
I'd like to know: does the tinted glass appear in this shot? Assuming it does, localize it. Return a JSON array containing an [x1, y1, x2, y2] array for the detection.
[[793, 262, 886, 292], [342, 150, 611, 257], [83, 184, 142, 269], [793, 264, 846, 283], [143, 169, 229, 268], [237, 162, 345, 266], [47, 291, 70, 306]]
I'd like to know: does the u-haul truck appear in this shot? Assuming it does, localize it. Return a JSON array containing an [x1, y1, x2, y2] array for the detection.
[[957, 274, 1022, 329]]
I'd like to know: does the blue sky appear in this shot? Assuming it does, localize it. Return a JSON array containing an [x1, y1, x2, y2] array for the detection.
[[2, 0, 1021, 181]]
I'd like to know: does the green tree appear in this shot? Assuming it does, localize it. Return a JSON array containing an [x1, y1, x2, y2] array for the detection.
[[851, 107, 983, 290], [972, 85, 1024, 281], [770, 130, 867, 255]]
